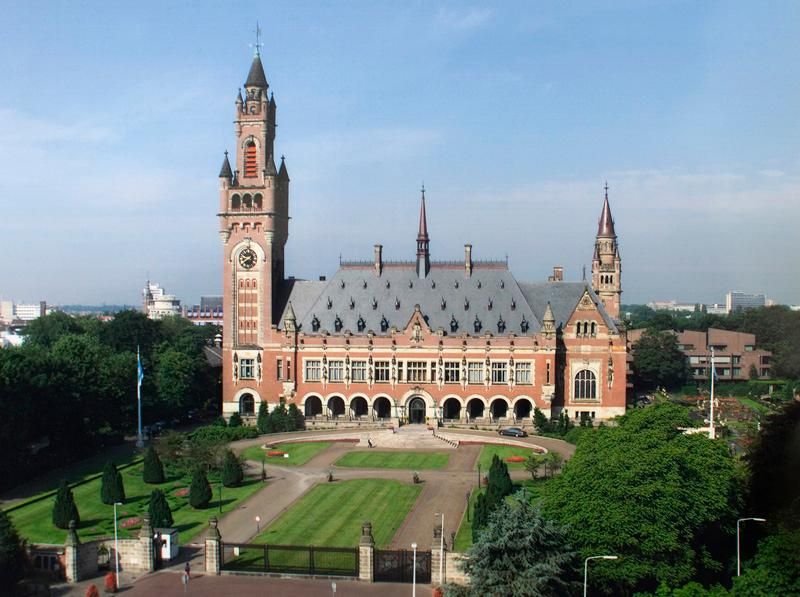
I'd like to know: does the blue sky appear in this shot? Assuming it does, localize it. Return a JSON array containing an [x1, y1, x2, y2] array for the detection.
[[1, 1, 798, 306]]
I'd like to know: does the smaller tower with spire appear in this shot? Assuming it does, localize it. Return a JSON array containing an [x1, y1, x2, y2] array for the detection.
[[591, 183, 622, 318], [416, 185, 430, 278]]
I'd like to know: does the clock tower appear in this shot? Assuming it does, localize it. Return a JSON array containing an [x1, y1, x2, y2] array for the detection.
[[217, 45, 290, 419]]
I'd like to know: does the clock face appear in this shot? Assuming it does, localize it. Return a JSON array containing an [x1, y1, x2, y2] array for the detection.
[[238, 248, 257, 269]]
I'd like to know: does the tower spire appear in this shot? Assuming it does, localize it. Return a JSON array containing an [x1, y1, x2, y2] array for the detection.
[[416, 184, 430, 278], [591, 183, 622, 318], [597, 182, 616, 237]]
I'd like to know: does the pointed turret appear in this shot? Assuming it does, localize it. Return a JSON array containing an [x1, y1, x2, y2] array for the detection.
[[541, 301, 556, 338], [597, 183, 616, 237], [416, 185, 430, 278], [245, 54, 269, 90], [278, 155, 290, 181], [218, 151, 233, 179], [284, 301, 297, 332], [265, 153, 278, 176]]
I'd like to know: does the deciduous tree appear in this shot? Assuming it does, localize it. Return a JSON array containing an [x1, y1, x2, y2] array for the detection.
[[632, 329, 689, 390]]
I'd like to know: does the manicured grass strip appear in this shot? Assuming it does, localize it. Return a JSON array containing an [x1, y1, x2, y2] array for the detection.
[[253, 479, 421, 548], [737, 397, 771, 415], [453, 487, 483, 552], [334, 451, 450, 470], [240, 442, 332, 466], [9, 464, 265, 545], [476, 444, 535, 471]]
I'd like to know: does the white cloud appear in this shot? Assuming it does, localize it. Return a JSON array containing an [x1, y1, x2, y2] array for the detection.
[[436, 7, 493, 30], [0, 108, 116, 145]]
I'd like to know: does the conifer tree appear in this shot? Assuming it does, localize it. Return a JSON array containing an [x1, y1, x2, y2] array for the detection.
[[189, 469, 212, 509], [100, 461, 125, 505], [142, 445, 165, 484], [52, 479, 80, 529], [0, 508, 25, 587], [256, 402, 270, 434], [147, 489, 173, 528], [221, 450, 243, 488], [228, 411, 243, 428]]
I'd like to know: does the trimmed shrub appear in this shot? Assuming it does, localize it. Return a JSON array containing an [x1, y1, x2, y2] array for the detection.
[[189, 469, 212, 509], [52, 479, 80, 529], [104, 571, 117, 593], [257, 401, 269, 433], [100, 461, 125, 505], [147, 489, 173, 528], [85, 584, 100, 597], [143, 445, 165, 484], [228, 411, 243, 428], [0, 508, 25, 587], [221, 450, 244, 488]]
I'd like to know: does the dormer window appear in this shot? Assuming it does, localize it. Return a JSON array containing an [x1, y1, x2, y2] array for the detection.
[[477, 280, 482, 289], [441, 297, 446, 310], [326, 297, 332, 310], [243, 141, 258, 177], [311, 315, 320, 332], [380, 316, 389, 332], [334, 316, 343, 332], [474, 316, 482, 333], [372, 297, 378, 310], [357, 316, 366, 332], [464, 298, 469, 310], [340, 279, 346, 289], [431, 280, 436, 289], [488, 299, 493, 311], [450, 315, 458, 333], [511, 298, 516, 311], [408, 280, 413, 288], [395, 298, 400, 310], [362, 280, 367, 289], [349, 297, 355, 310], [497, 317, 506, 333], [500, 280, 505, 289], [521, 318, 529, 333]]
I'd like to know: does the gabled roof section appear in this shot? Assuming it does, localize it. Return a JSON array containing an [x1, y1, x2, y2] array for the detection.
[[245, 55, 269, 89], [518, 282, 619, 334], [218, 151, 233, 178]]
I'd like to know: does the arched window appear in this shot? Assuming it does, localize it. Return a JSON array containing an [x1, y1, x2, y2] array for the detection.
[[590, 322, 597, 337], [239, 393, 255, 415], [574, 370, 597, 400], [244, 142, 258, 178], [231, 194, 241, 210], [254, 193, 263, 209], [242, 194, 252, 209]]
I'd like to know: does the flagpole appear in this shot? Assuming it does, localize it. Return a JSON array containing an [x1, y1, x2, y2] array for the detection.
[[709, 346, 716, 440], [137, 345, 144, 448]]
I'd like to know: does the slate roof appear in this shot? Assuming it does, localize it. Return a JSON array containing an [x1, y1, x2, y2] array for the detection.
[[277, 265, 619, 337], [245, 55, 268, 89]]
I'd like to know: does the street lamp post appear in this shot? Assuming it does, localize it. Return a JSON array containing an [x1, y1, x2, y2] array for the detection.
[[113, 502, 123, 589], [255, 515, 261, 534], [218, 484, 223, 514], [435, 512, 444, 583], [411, 542, 418, 597], [737, 517, 766, 576], [584, 555, 617, 597]]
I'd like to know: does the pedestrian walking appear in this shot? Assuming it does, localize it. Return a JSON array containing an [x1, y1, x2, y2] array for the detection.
[[182, 570, 189, 592], [184, 561, 190, 578]]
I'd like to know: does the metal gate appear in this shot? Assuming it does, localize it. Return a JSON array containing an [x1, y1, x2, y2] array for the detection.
[[374, 549, 431, 583], [221, 542, 359, 577]]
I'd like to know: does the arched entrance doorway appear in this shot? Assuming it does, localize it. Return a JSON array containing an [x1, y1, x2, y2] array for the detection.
[[373, 396, 392, 419], [350, 396, 369, 419], [466, 398, 485, 420], [304, 395, 322, 418], [328, 396, 345, 418], [514, 398, 533, 421], [442, 397, 462, 421], [490, 399, 509, 420], [239, 393, 255, 415], [408, 397, 426, 424]]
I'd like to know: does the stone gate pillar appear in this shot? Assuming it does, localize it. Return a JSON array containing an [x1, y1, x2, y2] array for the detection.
[[205, 517, 222, 575], [139, 516, 155, 573], [63, 520, 81, 583], [358, 521, 375, 582], [431, 522, 445, 586]]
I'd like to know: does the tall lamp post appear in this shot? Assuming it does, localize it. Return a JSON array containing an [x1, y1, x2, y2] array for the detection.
[[584, 555, 617, 597], [737, 517, 766, 576], [113, 502, 123, 589], [411, 542, 418, 597], [435, 512, 444, 583]]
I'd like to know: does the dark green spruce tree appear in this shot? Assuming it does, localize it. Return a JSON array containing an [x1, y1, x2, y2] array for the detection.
[[142, 445, 165, 484], [100, 461, 125, 505], [228, 411, 243, 428], [0, 508, 26, 588], [189, 469, 212, 509], [221, 450, 244, 488], [52, 479, 80, 529], [147, 489, 174, 528]]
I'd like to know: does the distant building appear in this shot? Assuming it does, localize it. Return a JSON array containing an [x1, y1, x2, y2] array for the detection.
[[647, 300, 697, 313], [142, 282, 182, 319], [706, 303, 727, 316], [183, 295, 223, 326], [0, 300, 55, 323], [628, 328, 771, 382], [726, 292, 766, 314]]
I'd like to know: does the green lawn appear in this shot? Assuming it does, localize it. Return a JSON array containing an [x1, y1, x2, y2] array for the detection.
[[737, 397, 771, 416], [8, 464, 264, 545], [253, 479, 421, 548], [240, 442, 332, 466], [334, 451, 449, 470], [476, 444, 535, 471]]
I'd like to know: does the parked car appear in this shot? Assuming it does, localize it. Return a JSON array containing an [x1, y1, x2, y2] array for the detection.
[[498, 427, 528, 437]]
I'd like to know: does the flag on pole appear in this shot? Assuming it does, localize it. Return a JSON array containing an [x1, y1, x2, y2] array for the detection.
[[137, 347, 144, 386]]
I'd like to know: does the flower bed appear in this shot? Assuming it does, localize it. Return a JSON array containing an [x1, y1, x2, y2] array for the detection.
[[267, 451, 286, 457], [120, 517, 141, 529], [173, 488, 189, 497], [505, 456, 526, 463]]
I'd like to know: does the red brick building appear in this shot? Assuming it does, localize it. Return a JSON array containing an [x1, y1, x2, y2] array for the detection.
[[217, 52, 627, 425]]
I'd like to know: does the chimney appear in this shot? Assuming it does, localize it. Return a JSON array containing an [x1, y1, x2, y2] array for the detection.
[[374, 244, 383, 276], [548, 266, 564, 282], [464, 244, 473, 277]]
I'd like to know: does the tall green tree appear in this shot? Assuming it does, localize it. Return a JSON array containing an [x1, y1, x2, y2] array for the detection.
[[189, 469, 212, 509], [228, 411, 243, 428], [0, 508, 26, 588], [632, 329, 689, 390], [147, 489, 174, 528], [544, 403, 741, 594], [100, 461, 125, 505], [732, 530, 800, 596], [221, 450, 244, 488], [52, 479, 80, 529], [463, 493, 580, 596]]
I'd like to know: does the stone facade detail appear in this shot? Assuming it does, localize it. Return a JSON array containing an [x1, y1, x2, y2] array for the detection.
[[205, 517, 222, 575], [358, 521, 375, 582]]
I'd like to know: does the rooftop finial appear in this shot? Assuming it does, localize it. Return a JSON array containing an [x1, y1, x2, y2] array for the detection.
[[604, 181, 609, 198], [421, 182, 425, 199], [251, 21, 263, 57]]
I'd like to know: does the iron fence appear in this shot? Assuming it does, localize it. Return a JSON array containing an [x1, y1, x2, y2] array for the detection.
[[221, 542, 359, 577]]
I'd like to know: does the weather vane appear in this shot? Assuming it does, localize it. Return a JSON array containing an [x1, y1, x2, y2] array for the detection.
[[251, 21, 263, 57]]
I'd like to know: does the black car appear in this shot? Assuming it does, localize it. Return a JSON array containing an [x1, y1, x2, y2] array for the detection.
[[498, 427, 528, 437]]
